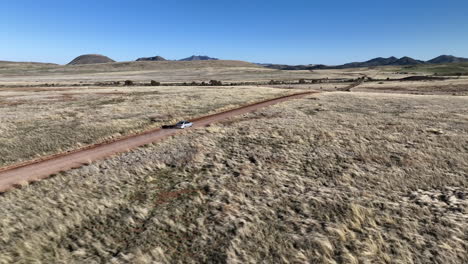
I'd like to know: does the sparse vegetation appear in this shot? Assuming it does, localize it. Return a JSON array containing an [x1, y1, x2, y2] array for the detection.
[[0, 92, 467, 263], [401, 62, 468, 76], [209, 80, 222, 86], [150, 80, 160, 86], [0, 86, 298, 167], [1, 60, 468, 263]]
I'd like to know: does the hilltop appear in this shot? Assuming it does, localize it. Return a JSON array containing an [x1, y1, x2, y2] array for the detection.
[[179, 55, 219, 61], [67, 54, 115, 65], [136, 56, 167, 62], [427, 55, 468, 64]]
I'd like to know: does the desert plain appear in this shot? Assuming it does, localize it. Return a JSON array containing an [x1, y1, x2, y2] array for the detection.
[[0, 60, 467, 263]]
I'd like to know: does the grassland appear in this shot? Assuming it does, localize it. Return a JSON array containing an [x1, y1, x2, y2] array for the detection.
[[399, 63, 468, 76], [0, 60, 257, 75], [0, 60, 300, 85], [0, 85, 299, 167], [0, 61, 58, 74], [1, 92, 467, 263], [0, 60, 423, 86], [355, 78, 468, 95]]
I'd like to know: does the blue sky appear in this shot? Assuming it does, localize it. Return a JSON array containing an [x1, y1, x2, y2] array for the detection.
[[1, 0, 467, 65]]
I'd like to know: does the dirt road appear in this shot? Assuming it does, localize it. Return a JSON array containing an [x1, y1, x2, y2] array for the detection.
[[0, 91, 318, 192]]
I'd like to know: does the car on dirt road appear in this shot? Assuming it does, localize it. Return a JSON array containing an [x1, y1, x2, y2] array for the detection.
[[175, 121, 193, 129]]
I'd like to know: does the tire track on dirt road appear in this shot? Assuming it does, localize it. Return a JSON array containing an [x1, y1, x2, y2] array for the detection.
[[0, 91, 319, 193]]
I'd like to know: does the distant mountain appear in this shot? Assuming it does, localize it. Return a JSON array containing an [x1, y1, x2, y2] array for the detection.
[[136, 56, 167, 62], [260, 55, 468, 71], [179, 55, 219, 61], [68, 54, 115, 65], [427, 55, 468, 64], [337, 56, 424, 69], [259, 56, 426, 71], [397, 56, 425, 65], [259, 63, 328, 70], [339, 57, 398, 68]]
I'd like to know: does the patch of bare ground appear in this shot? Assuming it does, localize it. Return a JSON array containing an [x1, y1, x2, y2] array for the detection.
[[0, 92, 467, 263]]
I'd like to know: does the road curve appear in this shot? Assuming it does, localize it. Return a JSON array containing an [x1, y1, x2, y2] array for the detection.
[[0, 91, 318, 192]]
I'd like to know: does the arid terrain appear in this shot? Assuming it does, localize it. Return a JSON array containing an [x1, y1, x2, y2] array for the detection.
[[0, 84, 300, 167], [0, 60, 467, 263], [0, 60, 427, 85]]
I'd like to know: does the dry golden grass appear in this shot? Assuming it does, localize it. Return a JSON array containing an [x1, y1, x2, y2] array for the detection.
[[0, 60, 423, 86], [0, 60, 309, 85], [355, 78, 468, 95], [0, 60, 259, 76], [0, 92, 467, 263], [267, 76, 468, 96], [0, 85, 300, 167]]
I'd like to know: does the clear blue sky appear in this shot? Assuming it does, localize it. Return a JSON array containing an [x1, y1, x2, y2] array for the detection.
[[1, 0, 467, 65]]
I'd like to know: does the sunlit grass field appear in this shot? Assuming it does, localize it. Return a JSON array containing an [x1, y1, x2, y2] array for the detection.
[[1, 92, 466, 263], [0, 85, 298, 167]]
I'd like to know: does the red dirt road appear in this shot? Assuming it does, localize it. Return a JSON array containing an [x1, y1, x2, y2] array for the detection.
[[0, 91, 318, 192]]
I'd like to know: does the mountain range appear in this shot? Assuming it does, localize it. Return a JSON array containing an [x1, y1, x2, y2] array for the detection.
[[54, 54, 468, 67], [262, 55, 468, 70], [337, 56, 424, 68], [134, 55, 219, 62]]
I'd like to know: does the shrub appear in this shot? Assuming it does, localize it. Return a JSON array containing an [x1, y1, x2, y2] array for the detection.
[[209, 80, 222, 86], [298, 79, 306, 84], [150, 80, 160, 86], [124, 80, 134, 86]]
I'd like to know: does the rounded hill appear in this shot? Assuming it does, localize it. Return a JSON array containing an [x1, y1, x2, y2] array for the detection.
[[67, 54, 115, 65]]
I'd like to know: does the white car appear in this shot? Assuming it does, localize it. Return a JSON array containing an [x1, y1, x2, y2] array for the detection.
[[175, 121, 193, 129]]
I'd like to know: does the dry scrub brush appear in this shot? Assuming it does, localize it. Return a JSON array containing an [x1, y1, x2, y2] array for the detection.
[[0, 85, 297, 167], [0, 92, 467, 263]]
